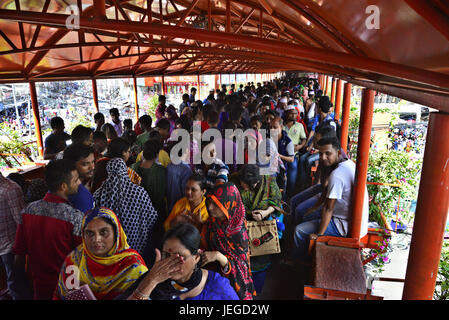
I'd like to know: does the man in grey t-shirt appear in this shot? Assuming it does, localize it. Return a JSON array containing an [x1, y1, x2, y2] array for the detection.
[[292, 135, 369, 262]]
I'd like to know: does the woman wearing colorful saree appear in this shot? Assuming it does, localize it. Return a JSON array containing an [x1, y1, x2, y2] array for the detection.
[[201, 182, 256, 300], [164, 173, 208, 232], [53, 207, 148, 300], [237, 164, 284, 295]]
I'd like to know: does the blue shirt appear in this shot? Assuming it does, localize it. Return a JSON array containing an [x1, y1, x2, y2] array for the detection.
[[68, 183, 94, 213], [277, 130, 294, 157], [177, 270, 239, 300], [166, 161, 192, 212], [311, 114, 335, 132]]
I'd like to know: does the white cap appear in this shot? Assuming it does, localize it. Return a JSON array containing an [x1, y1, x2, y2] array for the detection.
[[279, 97, 288, 103], [284, 104, 296, 112]]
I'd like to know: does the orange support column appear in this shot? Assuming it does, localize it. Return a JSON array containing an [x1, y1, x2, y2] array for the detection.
[[349, 88, 374, 240], [197, 74, 201, 99], [92, 78, 99, 113], [162, 75, 166, 95], [334, 79, 343, 121], [324, 76, 329, 96], [29, 82, 44, 158], [340, 82, 352, 153], [402, 111, 449, 300], [93, 0, 106, 17], [331, 78, 336, 106], [133, 77, 139, 123], [214, 74, 219, 90]]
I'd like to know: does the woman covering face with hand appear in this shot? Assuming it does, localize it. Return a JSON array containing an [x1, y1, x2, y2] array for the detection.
[[120, 223, 238, 300], [54, 207, 148, 300]]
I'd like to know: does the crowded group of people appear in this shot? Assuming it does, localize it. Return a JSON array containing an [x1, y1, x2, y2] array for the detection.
[[0, 74, 369, 301], [389, 124, 427, 154]]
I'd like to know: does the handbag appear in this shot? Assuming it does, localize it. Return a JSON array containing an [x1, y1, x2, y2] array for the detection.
[[65, 284, 97, 300], [247, 218, 281, 257], [246, 176, 281, 257]]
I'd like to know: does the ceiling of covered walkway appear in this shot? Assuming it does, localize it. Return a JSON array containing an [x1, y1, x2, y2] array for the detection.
[[0, 0, 449, 100]]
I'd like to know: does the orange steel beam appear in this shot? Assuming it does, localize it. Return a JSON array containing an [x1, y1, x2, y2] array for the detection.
[[234, 8, 255, 34], [24, 29, 69, 75], [230, 0, 323, 46], [340, 82, 352, 153], [133, 77, 139, 123], [278, 0, 365, 56], [208, 0, 212, 31], [330, 77, 336, 106], [21, 39, 362, 79], [92, 78, 99, 113], [29, 82, 43, 158], [349, 88, 375, 240], [132, 0, 200, 74], [334, 79, 343, 120], [338, 76, 449, 114], [175, 0, 201, 27], [324, 75, 329, 95], [93, 0, 106, 18], [2, 10, 449, 90], [402, 112, 449, 300], [226, 0, 231, 33], [198, 0, 321, 46], [404, 0, 449, 41]]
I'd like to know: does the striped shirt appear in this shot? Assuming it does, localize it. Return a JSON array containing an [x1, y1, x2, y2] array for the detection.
[[0, 175, 24, 255], [194, 158, 229, 190]]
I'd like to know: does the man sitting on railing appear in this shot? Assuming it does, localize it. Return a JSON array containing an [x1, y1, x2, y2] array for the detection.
[[43, 117, 71, 160], [292, 136, 369, 264]]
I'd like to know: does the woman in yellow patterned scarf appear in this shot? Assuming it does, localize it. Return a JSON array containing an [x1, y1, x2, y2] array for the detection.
[[53, 207, 148, 300]]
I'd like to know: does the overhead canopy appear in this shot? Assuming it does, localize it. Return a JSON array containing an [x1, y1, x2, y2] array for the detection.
[[0, 0, 449, 100]]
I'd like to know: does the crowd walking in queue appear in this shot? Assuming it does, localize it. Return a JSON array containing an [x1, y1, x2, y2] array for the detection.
[[0, 75, 370, 301]]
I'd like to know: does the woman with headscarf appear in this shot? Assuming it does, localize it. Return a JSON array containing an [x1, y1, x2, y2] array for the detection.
[[201, 182, 256, 300], [164, 104, 179, 135], [54, 207, 148, 300], [237, 164, 284, 294], [93, 158, 158, 265], [91, 138, 141, 193]]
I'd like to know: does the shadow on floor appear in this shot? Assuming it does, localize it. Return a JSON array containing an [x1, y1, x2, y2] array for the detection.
[[254, 214, 311, 300]]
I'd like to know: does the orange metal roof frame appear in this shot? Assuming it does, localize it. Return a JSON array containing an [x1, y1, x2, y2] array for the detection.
[[0, 0, 449, 109], [1, 1, 449, 301]]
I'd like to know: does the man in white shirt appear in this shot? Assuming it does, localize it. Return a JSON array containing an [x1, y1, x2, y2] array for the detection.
[[292, 135, 369, 262], [109, 108, 123, 137]]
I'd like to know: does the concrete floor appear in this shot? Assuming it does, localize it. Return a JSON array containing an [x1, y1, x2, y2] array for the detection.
[[368, 232, 412, 300]]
